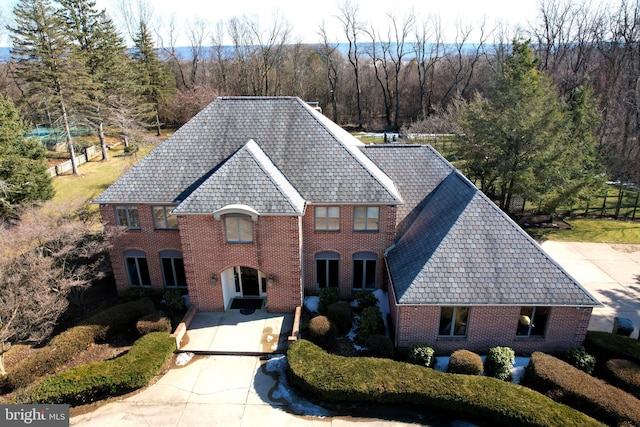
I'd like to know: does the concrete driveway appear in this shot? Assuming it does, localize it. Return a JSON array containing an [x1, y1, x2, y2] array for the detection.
[[541, 241, 640, 338]]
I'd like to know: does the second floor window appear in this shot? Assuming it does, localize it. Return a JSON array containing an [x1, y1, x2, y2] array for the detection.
[[152, 206, 178, 229], [314, 206, 340, 231], [225, 215, 253, 243], [354, 206, 379, 231], [115, 206, 140, 229]]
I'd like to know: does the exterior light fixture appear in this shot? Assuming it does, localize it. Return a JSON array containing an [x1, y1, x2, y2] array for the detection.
[[267, 275, 275, 286], [211, 274, 218, 286]]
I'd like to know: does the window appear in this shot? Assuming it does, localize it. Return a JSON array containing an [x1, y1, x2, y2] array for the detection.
[[124, 250, 151, 287], [115, 206, 140, 229], [225, 215, 253, 242], [316, 251, 339, 289], [153, 206, 178, 229], [353, 252, 377, 290], [314, 206, 340, 231], [438, 307, 469, 337], [354, 206, 379, 231], [517, 307, 549, 337], [160, 250, 186, 288]]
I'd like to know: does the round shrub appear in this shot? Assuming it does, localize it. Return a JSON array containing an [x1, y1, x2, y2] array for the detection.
[[356, 306, 385, 343], [448, 349, 484, 375], [565, 346, 596, 374], [408, 343, 435, 368], [354, 291, 378, 313], [485, 346, 515, 381], [136, 313, 172, 335], [318, 287, 340, 314], [362, 334, 394, 359], [604, 359, 640, 398], [307, 315, 337, 349], [326, 302, 353, 335]]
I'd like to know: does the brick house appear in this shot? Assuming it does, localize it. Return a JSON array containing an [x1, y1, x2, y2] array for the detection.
[[94, 96, 600, 353]]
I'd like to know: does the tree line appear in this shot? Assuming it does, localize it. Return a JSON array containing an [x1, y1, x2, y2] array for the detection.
[[1, 0, 639, 216]]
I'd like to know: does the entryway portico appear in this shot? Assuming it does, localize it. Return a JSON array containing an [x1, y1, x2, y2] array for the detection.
[[221, 266, 267, 310]]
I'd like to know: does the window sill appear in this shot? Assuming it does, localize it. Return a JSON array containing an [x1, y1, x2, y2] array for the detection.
[[352, 229, 380, 233], [436, 336, 467, 340]]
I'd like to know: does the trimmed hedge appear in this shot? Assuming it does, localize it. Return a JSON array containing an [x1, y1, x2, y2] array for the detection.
[[604, 359, 640, 398], [522, 352, 640, 426], [448, 350, 484, 375], [20, 332, 175, 406], [288, 340, 603, 427], [7, 298, 156, 390], [307, 315, 337, 349], [585, 331, 640, 368], [136, 313, 172, 335]]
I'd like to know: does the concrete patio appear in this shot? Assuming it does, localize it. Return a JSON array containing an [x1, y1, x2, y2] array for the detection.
[[178, 309, 295, 354]]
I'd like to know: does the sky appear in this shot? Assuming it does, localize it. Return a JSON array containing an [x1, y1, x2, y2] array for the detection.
[[1, 0, 540, 46]]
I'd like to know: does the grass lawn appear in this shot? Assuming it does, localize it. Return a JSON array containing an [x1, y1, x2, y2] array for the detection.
[[531, 218, 640, 244]]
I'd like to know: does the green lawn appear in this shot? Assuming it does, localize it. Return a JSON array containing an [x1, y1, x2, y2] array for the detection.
[[530, 218, 640, 244]]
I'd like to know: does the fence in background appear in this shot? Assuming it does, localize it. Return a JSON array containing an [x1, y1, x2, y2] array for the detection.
[[46, 145, 101, 177]]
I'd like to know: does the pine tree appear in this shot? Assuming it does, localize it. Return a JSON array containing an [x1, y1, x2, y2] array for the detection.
[[10, 0, 92, 175], [0, 94, 53, 219]]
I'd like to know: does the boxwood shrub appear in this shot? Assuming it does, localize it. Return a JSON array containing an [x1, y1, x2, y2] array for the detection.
[[407, 343, 435, 368], [136, 313, 172, 335], [318, 287, 340, 314], [20, 332, 175, 406], [7, 298, 156, 390], [287, 340, 603, 427], [361, 334, 393, 359], [565, 346, 596, 374], [603, 359, 640, 398], [485, 346, 515, 381], [354, 291, 378, 313], [326, 302, 353, 335], [585, 331, 640, 369], [521, 351, 640, 426], [356, 306, 385, 343], [307, 315, 337, 349], [448, 349, 484, 375]]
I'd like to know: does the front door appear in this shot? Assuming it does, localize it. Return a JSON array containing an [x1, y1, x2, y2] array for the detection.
[[240, 266, 260, 296]]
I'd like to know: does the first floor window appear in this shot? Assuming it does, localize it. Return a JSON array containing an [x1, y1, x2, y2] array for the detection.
[[354, 206, 379, 231], [161, 250, 187, 288], [316, 251, 339, 289], [225, 214, 253, 242], [314, 206, 340, 231], [353, 252, 377, 290], [115, 206, 140, 229], [124, 250, 151, 287], [439, 306, 469, 337], [517, 307, 549, 337], [153, 206, 178, 229]]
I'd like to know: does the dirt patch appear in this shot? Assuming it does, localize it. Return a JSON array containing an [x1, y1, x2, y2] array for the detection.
[[612, 244, 640, 253]]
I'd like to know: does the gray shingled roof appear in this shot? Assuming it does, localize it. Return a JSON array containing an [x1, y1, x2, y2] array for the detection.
[[386, 170, 600, 307], [93, 97, 402, 206], [172, 139, 305, 215]]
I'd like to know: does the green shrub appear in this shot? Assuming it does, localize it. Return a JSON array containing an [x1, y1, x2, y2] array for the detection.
[[603, 359, 640, 398], [585, 331, 640, 369], [162, 289, 186, 315], [307, 315, 337, 349], [448, 350, 484, 375], [288, 340, 603, 427], [326, 302, 353, 335], [485, 346, 514, 381], [356, 306, 385, 343], [522, 352, 640, 426], [136, 313, 172, 335], [407, 343, 435, 368], [565, 347, 596, 374], [318, 287, 340, 314], [123, 286, 151, 302], [354, 291, 378, 313], [362, 334, 393, 359], [7, 298, 156, 390], [20, 332, 175, 406]]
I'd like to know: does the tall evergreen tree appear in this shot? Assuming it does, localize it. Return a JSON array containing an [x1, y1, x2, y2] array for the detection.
[[460, 39, 600, 213], [132, 21, 173, 136], [0, 94, 53, 219], [10, 0, 91, 175]]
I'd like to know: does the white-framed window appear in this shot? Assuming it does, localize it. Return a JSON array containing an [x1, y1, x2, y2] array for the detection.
[[438, 306, 469, 337], [314, 206, 340, 231], [124, 250, 151, 287], [225, 214, 253, 243], [160, 250, 187, 288], [152, 206, 178, 230], [354, 206, 379, 231], [115, 206, 140, 229], [516, 307, 549, 337], [315, 251, 339, 289], [353, 252, 377, 290]]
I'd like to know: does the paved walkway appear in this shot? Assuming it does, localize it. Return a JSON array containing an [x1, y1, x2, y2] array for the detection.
[[541, 241, 640, 338]]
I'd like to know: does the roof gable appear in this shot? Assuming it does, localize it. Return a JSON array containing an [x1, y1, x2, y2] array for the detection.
[[386, 171, 600, 307], [172, 139, 305, 216]]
